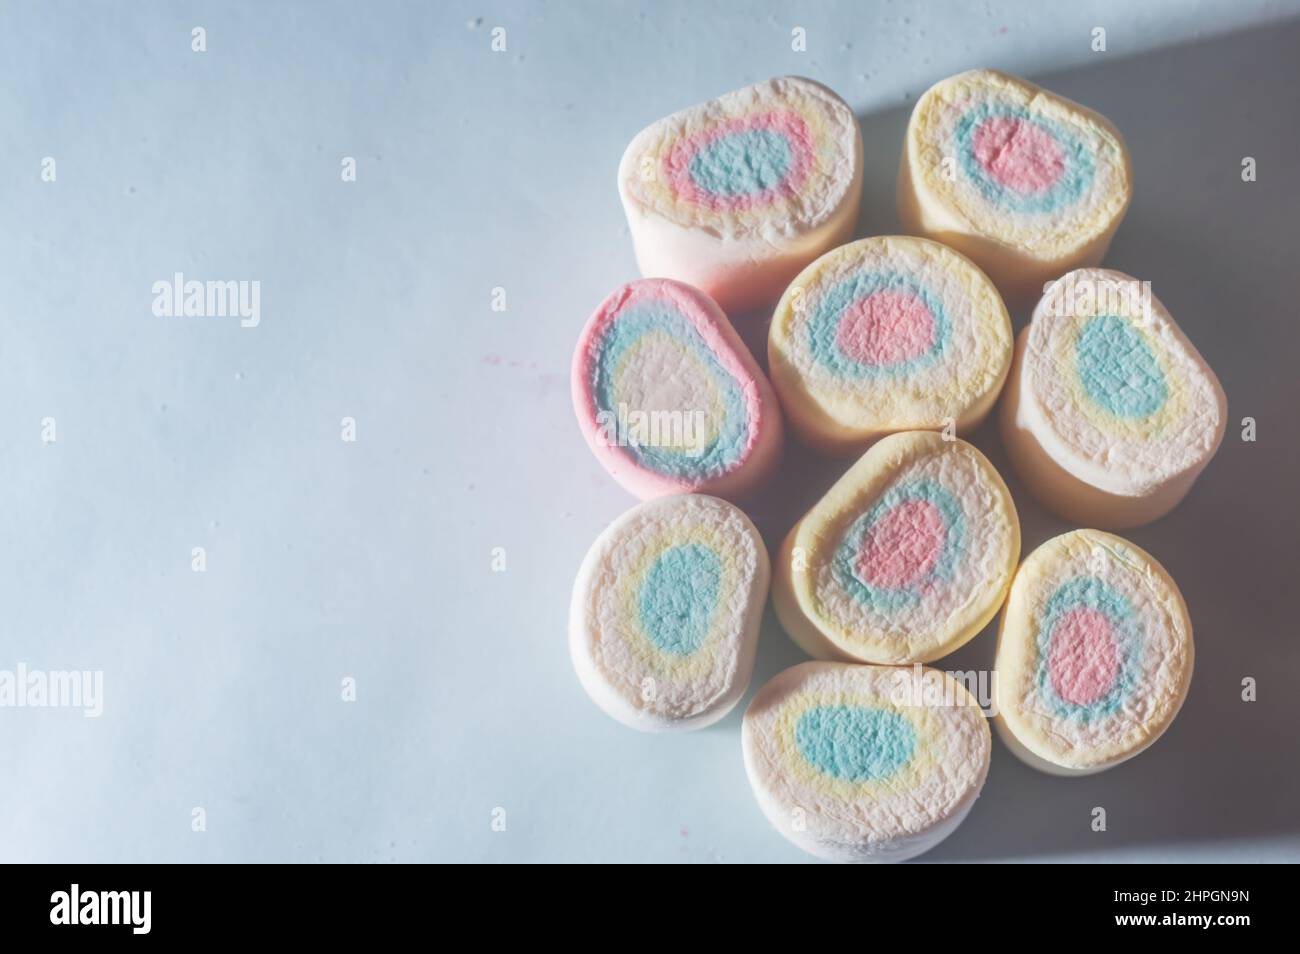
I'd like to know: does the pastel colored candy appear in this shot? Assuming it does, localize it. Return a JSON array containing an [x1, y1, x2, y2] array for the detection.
[[618, 76, 863, 315], [767, 235, 1012, 455], [569, 494, 769, 731], [742, 661, 991, 862], [899, 69, 1132, 304], [572, 278, 783, 501], [773, 431, 1019, 664], [993, 529, 1194, 775], [1000, 268, 1227, 528]]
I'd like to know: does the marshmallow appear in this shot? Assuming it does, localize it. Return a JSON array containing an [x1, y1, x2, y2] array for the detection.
[[618, 76, 863, 315], [993, 529, 1194, 775], [569, 494, 769, 731], [899, 69, 1132, 304], [1000, 268, 1226, 529], [742, 661, 991, 862], [767, 235, 1012, 455], [773, 431, 1019, 664], [572, 278, 783, 501]]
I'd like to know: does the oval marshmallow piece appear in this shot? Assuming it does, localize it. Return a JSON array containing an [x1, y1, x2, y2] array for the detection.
[[899, 69, 1132, 304], [619, 76, 863, 315], [773, 431, 1020, 664], [993, 529, 1194, 775], [1000, 268, 1227, 528], [742, 661, 991, 862], [572, 278, 783, 501], [768, 236, 1012, 455], [569, 494, 769, 731]]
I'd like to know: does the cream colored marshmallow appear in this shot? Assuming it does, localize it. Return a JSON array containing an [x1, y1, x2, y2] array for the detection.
[[899, 69, 1132, 305], [619, 76, 863, 315], [1000, 268, 1226, 529]]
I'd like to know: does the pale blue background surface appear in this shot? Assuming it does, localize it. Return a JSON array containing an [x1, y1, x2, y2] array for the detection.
[[2, 0, 1298, 862]]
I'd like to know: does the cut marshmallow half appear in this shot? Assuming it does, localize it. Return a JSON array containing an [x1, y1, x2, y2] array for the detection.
[[767, 235, 1012, 455], [742, 661, 991, 862], [773, 431, 1020, 665], [619, 76, 863, 315], [1000, 268, 1226, 529], [993, 529, 1194, 775], [572, 278, 783, 501], [569, 495, 769, 731], [899, 69, 1132, 304]]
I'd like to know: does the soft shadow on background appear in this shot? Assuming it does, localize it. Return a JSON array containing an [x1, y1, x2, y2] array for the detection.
[[723, 18, 1300, 861], [6, 2, 1297, 865]]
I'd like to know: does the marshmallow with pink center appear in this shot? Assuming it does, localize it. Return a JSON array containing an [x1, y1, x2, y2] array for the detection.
[[993, 529, 1194, 775], [898, 69, 1132, 305], [772, 431, 1020, 665], [768, 236, 1012, 456]]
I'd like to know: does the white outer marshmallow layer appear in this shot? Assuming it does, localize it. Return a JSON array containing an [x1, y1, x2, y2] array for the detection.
[[618, 76, 863, 315], [569, 494, 769, 731]]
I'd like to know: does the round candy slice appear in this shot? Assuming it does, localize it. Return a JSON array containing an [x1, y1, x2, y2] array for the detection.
[[767, 235, 1012, 455], [773, 431, 1020, 664], [899, 69, 1132, 304], [993, 529, 1194, 775], [1000, 268, 1227, 528], [569, 494, 769, 731], [572, 278, 783, 501], [742, 661, 991, 862], [618, 76, 863, 315]]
